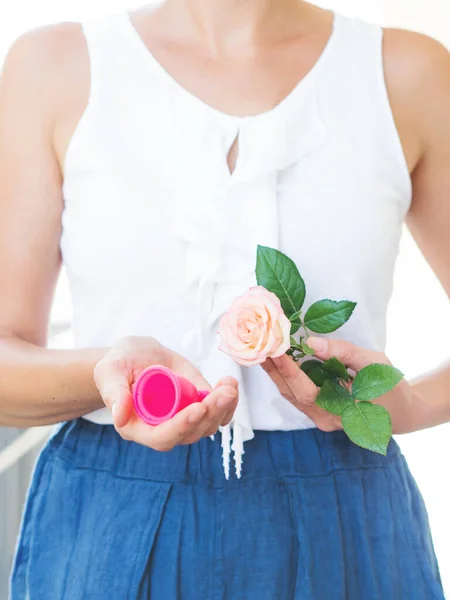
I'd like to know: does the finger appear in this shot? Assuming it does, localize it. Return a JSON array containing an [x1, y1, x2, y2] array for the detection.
[[220, 409, 235, 427], [300, 402, 343, 433], [94, 361, 134, 427], [130, 402, 209, 451], [171, 353, 214, 393], [180, 380, 239, 443], [188, 372, 213, 393], [111, 385, 133, 428], [132, 381, 238, 450], [306, 337, 389, 371], [271, 354, 318, 407], [261, 359, 293, 399], [188, 381, 239, 439], [215, 376, 239, 390], [211, 378, 239, 428]]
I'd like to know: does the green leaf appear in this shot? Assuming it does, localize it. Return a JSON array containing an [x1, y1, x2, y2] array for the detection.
[[322, 357, 349, 382], [290, 310, 302, 322], [301, 359, 324, 384], [289, 337, 303, 353], [289, 310, 302, 335], [290, 344, 303, 353], [352, 364, 404, 401], [290, 320, 302, 335], [301, 359, 323, 375], [256, 246, 306, 318], [316, 379, 354, 416], [303, 300, 357, 333], [300, 340, 315, 356], [301, 360, 334, 387], [341, 402, 392, 455]]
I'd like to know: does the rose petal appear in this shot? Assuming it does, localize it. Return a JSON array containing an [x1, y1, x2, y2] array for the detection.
[[225, 345, 260, 363], [219, 320, 247, 353], [218, 286, 290, 365], [248, 286, 283, 311], [268, 314, 292, 358], [232, 353, 266, 367]]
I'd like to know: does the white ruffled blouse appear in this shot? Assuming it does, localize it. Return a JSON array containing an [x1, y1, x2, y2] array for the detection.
[[61, 12, 412, 477]]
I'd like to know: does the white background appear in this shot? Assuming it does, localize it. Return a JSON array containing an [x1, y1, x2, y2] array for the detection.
[[0, 0, 449, 594]]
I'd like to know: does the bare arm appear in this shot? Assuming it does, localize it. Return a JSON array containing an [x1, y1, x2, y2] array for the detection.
[[384, 30, 450, 430], [0, 27, 105, 427], [263, 30, 450, 436], [0, 26, 239, 445]]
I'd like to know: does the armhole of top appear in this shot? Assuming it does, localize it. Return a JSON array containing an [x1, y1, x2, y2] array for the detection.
[[375, 25, 413, 209], [61, 20, 97, 180]]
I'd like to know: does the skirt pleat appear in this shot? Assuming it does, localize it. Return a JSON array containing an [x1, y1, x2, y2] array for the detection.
[[10, 418, 444, 600]]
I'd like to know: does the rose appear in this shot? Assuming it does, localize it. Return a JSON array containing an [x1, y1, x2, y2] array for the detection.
[[217, 246, 405, 456], [218, 286, 291, 367]]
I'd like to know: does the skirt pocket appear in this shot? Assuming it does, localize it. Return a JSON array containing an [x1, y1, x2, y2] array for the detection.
[[284, 454, 444, 600], [10, 437, 55, 600], [10, 448, 172, 600]]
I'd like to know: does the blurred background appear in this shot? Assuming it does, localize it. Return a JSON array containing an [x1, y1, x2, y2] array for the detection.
[[0, 0, 449, 598]]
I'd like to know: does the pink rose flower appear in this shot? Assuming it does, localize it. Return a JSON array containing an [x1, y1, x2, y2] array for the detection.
[[218, 286, 291, 367]]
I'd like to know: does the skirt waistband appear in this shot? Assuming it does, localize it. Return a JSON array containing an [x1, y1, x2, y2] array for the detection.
[[46, 418, 402, 487]]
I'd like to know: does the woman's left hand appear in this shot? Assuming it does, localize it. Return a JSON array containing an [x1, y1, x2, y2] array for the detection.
[[262, 337, 424, 435]]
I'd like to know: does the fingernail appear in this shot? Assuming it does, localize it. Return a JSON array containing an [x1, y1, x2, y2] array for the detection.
[[188, 404, 206, 423], [111, 402, 118, 420], [307, 337, 328, 352], [216, 392, 236, 408], [220, 376, 238, 388]]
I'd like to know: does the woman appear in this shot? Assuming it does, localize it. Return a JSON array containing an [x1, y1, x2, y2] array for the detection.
[[1, 0, 449, 597]]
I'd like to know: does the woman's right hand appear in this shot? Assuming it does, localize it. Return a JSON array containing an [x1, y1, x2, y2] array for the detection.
[[94, 336, 238, 451]]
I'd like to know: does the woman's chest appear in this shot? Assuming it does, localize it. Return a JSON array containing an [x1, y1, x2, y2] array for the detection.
[[61, 121, 408, 302]]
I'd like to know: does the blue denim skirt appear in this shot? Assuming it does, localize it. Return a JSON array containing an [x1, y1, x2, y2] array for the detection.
[[10, 418, 444, 599]]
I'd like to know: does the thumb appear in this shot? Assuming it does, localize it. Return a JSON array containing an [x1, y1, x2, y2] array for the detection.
[[306, 337, 389, 371], [188, 371, 213, 394], [110, 384, 133, 428], [94, 361, 133, 427], [171, 354, 213, 393]]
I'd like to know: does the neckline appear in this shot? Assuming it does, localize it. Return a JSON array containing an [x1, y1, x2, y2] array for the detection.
[[122, 10, 341, 122]]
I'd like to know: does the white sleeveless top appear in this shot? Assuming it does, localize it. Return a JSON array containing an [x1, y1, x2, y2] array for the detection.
[[61, 11, 411, 477]]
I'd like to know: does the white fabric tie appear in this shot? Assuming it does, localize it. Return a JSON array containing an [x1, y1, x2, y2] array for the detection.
[[172, 79, 328, 477]]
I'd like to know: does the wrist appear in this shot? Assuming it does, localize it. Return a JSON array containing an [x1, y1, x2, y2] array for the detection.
[[56, 347, 108, 407], [409, 373, 450, 430]]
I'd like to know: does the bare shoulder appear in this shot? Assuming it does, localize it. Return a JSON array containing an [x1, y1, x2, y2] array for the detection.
[[0, 22, 90, 168], [383, 28, 450, 91], [382, 29, 450, 156], [1, 23, 89, 133], [3, 22, 87, 91]]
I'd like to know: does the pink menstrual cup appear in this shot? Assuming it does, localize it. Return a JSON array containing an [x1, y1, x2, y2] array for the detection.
[[133, 365, 209, 425]]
